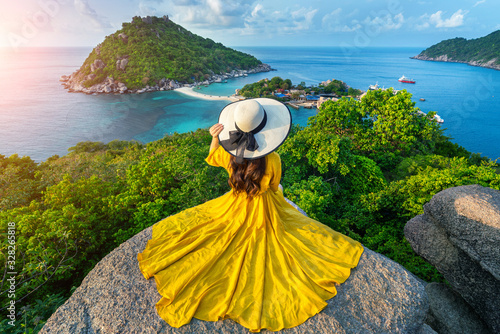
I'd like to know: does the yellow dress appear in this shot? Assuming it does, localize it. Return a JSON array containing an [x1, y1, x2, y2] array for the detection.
[[137, 146, 364, 332]]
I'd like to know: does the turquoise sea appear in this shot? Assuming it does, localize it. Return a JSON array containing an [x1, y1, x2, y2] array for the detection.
[[0, 46, 499, 162]]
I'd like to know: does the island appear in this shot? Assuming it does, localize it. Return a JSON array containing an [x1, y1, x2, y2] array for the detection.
[[411, 30, 500, 71], [60, 15, 272, 94], [177, 76, 365, 107], [234, 76, 363, 108]]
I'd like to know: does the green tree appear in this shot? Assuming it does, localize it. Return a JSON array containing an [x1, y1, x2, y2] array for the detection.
[[0, 154, 40, 211]]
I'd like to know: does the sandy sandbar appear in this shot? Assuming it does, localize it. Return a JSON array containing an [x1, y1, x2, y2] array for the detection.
[[174, 87, 242, 102]]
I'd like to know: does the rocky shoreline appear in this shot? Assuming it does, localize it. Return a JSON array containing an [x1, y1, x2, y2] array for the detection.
[[411, 54, 500, 71], [60, 63, 274, 95]]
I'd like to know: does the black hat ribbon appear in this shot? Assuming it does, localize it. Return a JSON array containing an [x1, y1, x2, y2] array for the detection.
[[220, 110, 267, 164]]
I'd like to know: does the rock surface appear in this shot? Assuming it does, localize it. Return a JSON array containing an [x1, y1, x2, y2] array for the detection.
[[411, 54, 500, 71], [118, 33, 128, 43], [90, 59, 106, 73], [41, 199, 431, 334], [116, 58, 129, 71], [405, 185, 500, 334], [425, 283, 490, 334]]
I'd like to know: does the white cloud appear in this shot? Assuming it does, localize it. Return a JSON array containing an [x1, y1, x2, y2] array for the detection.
[[414, 15, 430, 31], [163, 1, 320, 38], [171, 0, 196, 4], [321, 8, 364, 32], [321, 8, 342, 31], [322, 9, 403, 33], [414, 10, 467, 30], [207, 0, 223, 15], [292, 7, 316, 21], [346, 9, 359, 18], [429, 9, 467, 28], [251, 4, 262, 18], [363, 12, 404, 31], [282, 8, 317, 33], [240, 5, 318, 36], [340, 23, 362, 32], [74, 0, 112, 30], [138, 2, 158, 16], [168, 0, 254, 29], [473, 0, 486, 7]]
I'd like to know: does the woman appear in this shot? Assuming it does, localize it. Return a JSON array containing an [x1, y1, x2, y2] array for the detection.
[[137, 98, 364, 332]]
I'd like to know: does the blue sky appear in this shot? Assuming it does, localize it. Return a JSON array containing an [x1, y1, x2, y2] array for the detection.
[[1, 0, 499, 48]]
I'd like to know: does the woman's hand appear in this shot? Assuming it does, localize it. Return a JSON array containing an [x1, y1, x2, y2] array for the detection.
[[210, 123, 224, 138], [209, 123, 224, 153]]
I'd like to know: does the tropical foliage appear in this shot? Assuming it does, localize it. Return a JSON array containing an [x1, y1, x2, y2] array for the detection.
[[239, 76, 362, 99], [1, 89, 499, 333], [239, 77, 293, 98]]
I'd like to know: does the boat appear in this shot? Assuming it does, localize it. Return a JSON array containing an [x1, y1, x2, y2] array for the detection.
[[420, 98, 425, 101], [434, 114, 444, 123], [368, 82, 379, 90], [398, 75, 415, 84], [416, 110, 444, 123]]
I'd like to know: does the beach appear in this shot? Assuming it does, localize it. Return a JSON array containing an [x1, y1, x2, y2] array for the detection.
[[175, 86, 241, 102]]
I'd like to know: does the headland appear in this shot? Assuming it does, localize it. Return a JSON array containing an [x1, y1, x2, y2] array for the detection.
[[60, 15, 273, 95]]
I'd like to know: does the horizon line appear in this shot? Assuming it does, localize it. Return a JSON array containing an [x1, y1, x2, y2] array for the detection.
[[0, 45, 427, 49]]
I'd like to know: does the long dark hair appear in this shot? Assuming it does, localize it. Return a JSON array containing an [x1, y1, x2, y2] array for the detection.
[[229, 155, 266, 200]]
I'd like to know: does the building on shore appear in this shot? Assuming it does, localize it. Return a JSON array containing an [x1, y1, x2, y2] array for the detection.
[[317, 95, 339, 109]]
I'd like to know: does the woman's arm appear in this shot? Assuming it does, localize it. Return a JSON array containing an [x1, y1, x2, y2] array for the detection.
[[209, 123, 224, 153], [269, 153, 282, 192]]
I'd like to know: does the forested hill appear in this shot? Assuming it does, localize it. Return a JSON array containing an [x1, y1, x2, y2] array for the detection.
[[62, 15, 269, 94], [411, 30, 500, 71]]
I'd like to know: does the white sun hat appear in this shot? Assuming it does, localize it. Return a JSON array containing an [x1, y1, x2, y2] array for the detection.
[[218, 98, 292, 163]]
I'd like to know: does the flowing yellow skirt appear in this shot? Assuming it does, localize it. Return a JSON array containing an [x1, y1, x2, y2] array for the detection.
[[137, 189, 364, 332]]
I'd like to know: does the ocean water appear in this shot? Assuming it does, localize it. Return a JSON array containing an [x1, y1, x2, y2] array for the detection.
[[0, 46, 499, 162]]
